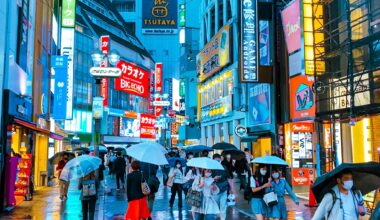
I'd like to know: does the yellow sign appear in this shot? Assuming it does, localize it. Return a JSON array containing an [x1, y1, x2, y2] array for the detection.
[[197, 24, 230, 82]]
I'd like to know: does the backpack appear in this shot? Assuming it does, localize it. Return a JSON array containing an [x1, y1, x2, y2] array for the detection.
[[326, 189, 361, 219], [82, 179, 96, 197]]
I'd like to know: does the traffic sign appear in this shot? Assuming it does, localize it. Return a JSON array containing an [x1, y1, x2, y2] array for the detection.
[[90, 67, 121, 78], [153, 100, 170, 106]]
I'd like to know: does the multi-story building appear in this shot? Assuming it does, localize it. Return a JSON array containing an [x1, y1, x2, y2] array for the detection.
[[112, 0, 202, 146]]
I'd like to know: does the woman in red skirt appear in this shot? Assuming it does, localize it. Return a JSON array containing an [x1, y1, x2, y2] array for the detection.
[[125, 161, 151, 220]]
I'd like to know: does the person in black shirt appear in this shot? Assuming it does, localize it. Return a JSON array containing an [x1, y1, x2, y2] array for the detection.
[[235, 158, 250, 191], [140, 162, 159, 217], [113, 152, 126, 190]]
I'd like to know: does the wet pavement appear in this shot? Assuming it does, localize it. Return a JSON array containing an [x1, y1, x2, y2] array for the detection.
[[1, 169, 317, 219]]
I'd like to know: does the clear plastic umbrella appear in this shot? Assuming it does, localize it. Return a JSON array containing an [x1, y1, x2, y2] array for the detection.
[[59, 155, 101, 181], [126, 142, 168, 165]]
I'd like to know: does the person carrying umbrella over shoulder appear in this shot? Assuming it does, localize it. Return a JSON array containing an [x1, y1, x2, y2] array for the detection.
[[57, 153, 70, 200], [312, 170, 366, 220]]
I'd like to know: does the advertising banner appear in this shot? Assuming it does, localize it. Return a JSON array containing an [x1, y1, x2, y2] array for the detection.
[[289, 75, 315, 120], [100, 78, 108, 106], [291, 123, 314, 133], [288, 50, 304, 77], [172, 78, 180, 111], [140, 114, 156, 139], [115, 61, 150, 98], [100, 35, 109, 54], [260, 20, 270, 66], [120, 112, 140, 138], [17, 0, 30, 73], [148, 70, 155, 114], [292, 168, 310, 185], [62, 0, 76, 28], [142, 0, 178, 34], [248, 83, 271, 126], [92, 97, 104, 119], [200, 95, 232, 122], [240, 0, 258, 82], [155, 63, 163, 93], [60, 28, 74, 119], [197, 24, 230, 82], [281, 0, 301, 54]]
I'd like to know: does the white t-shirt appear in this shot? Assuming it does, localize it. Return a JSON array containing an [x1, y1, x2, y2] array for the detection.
[[340, 191, 357, 220], [250, 176, 256, 188]]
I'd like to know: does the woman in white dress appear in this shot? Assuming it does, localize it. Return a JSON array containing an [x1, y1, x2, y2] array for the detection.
[[192, 169, 221, 220]]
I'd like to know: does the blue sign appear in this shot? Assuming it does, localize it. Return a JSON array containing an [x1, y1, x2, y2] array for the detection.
[[52, 56, 68, 120], [240, 0, 258, 82], [248, 83, 271, 126], [142, 0, 178, 34], [259, 20, 270, 66], [7, 90, 33, 122]]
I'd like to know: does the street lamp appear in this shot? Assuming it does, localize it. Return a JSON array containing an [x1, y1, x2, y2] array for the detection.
[[90, 47, 120, 157]]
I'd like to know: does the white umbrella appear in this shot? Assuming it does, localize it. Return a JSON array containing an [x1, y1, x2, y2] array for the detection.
[[126, 142, 168, 165], [187, 157, 225, 170], [60, 155, 101, 181]]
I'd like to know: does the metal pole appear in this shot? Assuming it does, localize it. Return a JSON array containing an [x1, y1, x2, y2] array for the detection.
[[94, 78, 101, 157]]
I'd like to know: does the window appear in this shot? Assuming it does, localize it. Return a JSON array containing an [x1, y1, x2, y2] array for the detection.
[[210, 8, 215, 37], [125, 22, 136, 34], [115, 1, 135, 12], [218, 1, 223, 29], [226, 0, 232, 21]]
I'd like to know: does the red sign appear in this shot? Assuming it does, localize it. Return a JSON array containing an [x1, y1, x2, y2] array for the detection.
[[155, 97, 163, 117], [148, 70, 155, 114], [292, 168, 311, 185], [115, 61, 150, 98], [289, 75, 315, 120], [291, 123, 314, 132], [100, 35, 110, 54], [140, 114, 156, 139], [155, 63, 162, 93], [100, 78, 108, 106]]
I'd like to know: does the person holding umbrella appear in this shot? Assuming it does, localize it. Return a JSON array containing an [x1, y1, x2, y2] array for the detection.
[[79, 171, 98, 220], [168, 160, 185, 209], [266, 167, 299, 220], [312, 170, 366, 220], [249, 164, 271, 220], [56, 153, 70, 200]]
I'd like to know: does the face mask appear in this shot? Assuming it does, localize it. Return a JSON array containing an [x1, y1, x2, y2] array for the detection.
[[226, 155, 231, 159], [260, 169, 267, 176], [343, 180, 353, 190], [272, 172, 279, 179], [176, 164, 181, 168], [205, 173, 212, 177]]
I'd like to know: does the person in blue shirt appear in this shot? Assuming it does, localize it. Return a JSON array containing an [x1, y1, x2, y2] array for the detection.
[[266, 167, 299, 220]]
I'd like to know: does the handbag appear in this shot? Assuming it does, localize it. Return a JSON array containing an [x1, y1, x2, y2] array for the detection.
[[263, 191, 278, 207], [186, 189, 203, 207], [141, 173, 151, 195], [182, 179, 194, 191], [82, 179, 96, 197]]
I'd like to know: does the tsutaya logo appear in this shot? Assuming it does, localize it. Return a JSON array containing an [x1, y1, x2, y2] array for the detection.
[[145, 0, 175, 25]]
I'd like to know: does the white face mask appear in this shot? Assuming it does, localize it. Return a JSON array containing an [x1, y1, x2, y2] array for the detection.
[[260, 169, 267, 176], [226, 155, 231, 160], [343, 180, 353, 190], [272, 172, 279, 179], [176, 164, 181, 168], [205, 173, 212, 177]]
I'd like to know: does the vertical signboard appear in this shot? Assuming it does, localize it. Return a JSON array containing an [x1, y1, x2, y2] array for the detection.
[[140, 114, 156, 139], [142, 0, 178, 34], [248, 83, 271, 126], [172, 78, 180, 112], [281, 0, 301, 54], [51, 56, 68, 120], [289, 75, 315, 120], [92, 97, 104, 119], [155, 63, 163, 117], [100, 35, 109, 54], [100, 78, 108, 106], [240, 0, 258, 82], [62, 0, 76, 28], [179, 4, 186, 27], [17, 0, 30, 72], [259, 20, 270, 66], [60, 28, 74, 119]]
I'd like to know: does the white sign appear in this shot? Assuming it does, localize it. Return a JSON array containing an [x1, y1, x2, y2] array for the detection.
[[90, 67, 121, 78], [92, 97, 104, 119], [60, 28, 74, 119], [172, 78, 180, 111], [153, 100, 170, 106], [235, 125, 247, 137]]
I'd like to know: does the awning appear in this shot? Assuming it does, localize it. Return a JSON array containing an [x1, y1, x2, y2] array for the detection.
[[14, 118, 50, 135], [240, 136, 258, 143], [50, 132, 65, 140], [103, 136, 140, 144]]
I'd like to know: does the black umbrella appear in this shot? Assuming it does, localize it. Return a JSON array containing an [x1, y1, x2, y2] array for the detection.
[[73, 147, 90, 154], [212, 142, 236, 151], [49, 151, 75, 164], [113, 147, 126, 155], [312, 162, 380, 203], [222, 149, 245, 160]]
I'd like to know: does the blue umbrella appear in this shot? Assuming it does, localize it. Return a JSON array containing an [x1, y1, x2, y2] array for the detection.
[[251, 155, 289, 166], [185, 145, 213, 153], [89, 145, 108, 153], [60, 155, 102, 181], [167, 157, 187, 167]]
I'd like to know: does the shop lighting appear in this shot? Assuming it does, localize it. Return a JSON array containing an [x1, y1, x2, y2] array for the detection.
[[108, 50, 120, 66], [91, 51, 102, 66]]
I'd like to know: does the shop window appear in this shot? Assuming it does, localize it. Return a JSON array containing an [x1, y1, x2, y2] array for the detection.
[[227, 78, 233, 95], [220, 135, 224, 142], [229, 135, 233, 144], [352, 45, 369, 74], [371, 0, 380, 33], [374, 40, 380, 68], [373, 69, 380, 103], [350, 3, 369, 41]]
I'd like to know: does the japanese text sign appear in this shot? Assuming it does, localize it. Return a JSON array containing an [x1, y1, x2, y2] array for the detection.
[[115, 61, 150, 98], [100, 35, 110, 54], [62, 0, 76, 28], [140, 114, 156, 139], [155, 63, 162, 94]]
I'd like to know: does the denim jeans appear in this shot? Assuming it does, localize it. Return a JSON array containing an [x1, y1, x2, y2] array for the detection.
[[194, 212, 217, 220]]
